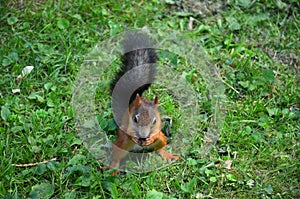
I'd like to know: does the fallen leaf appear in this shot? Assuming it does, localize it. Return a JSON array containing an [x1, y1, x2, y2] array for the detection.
[[21, 66, 34, 76], [188, 17, 195, 30], [16, 66, 34, 83], [12, 88, 20, 94], [224, 160, 232, 170]]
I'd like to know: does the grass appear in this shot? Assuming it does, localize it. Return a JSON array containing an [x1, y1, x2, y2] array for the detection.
[[0, 0, 299, 198]]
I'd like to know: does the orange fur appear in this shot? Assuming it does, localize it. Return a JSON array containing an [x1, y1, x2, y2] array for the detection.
[[103, 96, 179, 176]]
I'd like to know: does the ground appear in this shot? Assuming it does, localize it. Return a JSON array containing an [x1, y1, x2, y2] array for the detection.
[[0, 0, 299, 198]]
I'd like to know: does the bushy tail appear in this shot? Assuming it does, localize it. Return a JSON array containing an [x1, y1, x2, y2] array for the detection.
[[111, 31, 158, 104]]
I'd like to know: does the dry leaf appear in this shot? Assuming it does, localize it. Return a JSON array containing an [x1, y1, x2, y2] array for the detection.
[[188, 17, 195, 30], [21, 65, 34, 76], [224, 160, 232, 170], [12, 88, 20, 94], [16, 65, 34, 83]]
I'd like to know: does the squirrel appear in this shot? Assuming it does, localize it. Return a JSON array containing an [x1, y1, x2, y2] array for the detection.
[[103, 31, 180, 176]]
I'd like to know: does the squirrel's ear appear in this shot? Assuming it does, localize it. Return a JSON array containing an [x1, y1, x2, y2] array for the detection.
[[154, 96, 158, 105], [134, 94, 142, 107]]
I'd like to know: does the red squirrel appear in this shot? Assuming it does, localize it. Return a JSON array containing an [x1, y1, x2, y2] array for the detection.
[[103, 32, 179, 176]]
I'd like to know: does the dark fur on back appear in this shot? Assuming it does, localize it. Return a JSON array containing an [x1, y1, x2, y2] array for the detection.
[[111, 32, 158, 104]]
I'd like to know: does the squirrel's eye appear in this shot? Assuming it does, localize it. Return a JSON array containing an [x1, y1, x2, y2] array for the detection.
[[133, 115, 139, 123], [152, 118, 156, 125]]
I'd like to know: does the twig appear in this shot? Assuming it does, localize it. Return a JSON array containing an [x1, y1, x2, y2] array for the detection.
[[214, 68, 244, 98], [11, 158, 57, 167], [188, 17, 195, 30]]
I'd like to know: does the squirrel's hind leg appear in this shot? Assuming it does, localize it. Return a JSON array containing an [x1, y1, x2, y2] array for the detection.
[[102, 129, 135, 176]]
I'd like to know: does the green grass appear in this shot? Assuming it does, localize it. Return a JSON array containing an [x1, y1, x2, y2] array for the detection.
[[0, 0, 299, 198]]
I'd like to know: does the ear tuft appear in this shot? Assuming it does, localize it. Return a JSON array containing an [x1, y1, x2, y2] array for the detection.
[[135, 94, 142, 107], [154, 96, 158, 105]]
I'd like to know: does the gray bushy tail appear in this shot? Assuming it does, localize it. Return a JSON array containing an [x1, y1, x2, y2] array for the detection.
[[111, 31, 158, 104]]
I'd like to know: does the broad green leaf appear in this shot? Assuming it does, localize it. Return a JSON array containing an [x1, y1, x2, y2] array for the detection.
[[8, 52, 19, 62], [247, 13, 269, 26], [131, 183, 140, 196], [1, 106, 10, 121], [64, 190, 76, 199], [226, 174, 237, 181], [57, 18, 70, 29], [108, 119, 117, 131], [75, 175, 92, 187], [67, 154, 86, 165], [187, 158, 198, 166], [252, 131, 265, 143], [262, 69, 275, 83], [181, 177, 197, 193], [210, 176, 217, 182], [44, 82, 53, 90], [146, 189, 164, 199], [72, 14, 82, 20], [7, 16, 18, 25], [264, 184, 273, 194], [11, 126, 24, 133], [108, 182, 118, 199], [100, 119, 109, 130], [266, 107, 279, 116], [238, 80, 249, 88], [36, 164, 47, 175], [21, 21, 29, 29], [2, 58, 12, 66], [226, 16, 241, 30], [237, 0, 251, 7], [29, 182, 54, 199]]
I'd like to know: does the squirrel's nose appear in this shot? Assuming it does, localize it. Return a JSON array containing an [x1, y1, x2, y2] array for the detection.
[[136, 132, 150, 140], [138, 137, 148, 142]]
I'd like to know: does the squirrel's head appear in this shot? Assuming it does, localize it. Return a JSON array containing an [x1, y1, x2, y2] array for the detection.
[[128, 94, 161, 146]]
